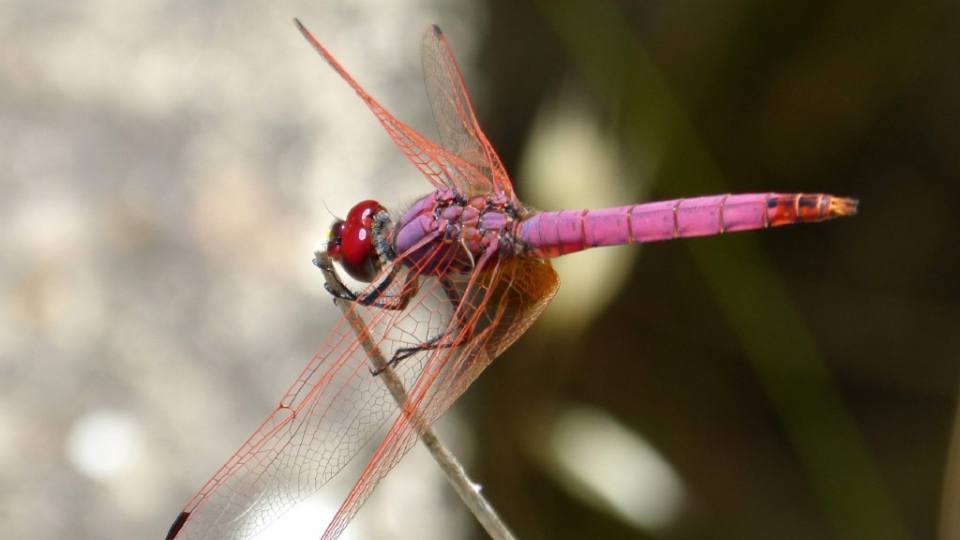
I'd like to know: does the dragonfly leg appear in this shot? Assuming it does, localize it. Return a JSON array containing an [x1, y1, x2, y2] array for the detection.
[[371, 332, 450, 376], [370, 275, 471, 375], [313, 252, 418, 309]]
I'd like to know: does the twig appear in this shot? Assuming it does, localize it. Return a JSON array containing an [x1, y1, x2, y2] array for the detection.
[[315, 252, 517, 540]]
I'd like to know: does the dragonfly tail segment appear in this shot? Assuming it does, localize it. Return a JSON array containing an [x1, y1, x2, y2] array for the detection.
[[519, 193, 858, 259]]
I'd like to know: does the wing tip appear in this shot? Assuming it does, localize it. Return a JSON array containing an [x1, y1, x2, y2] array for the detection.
[[164, 511, 189, 540]]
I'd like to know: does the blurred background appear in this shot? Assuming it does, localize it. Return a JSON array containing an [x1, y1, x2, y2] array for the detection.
[[1, 0, 957, 539]]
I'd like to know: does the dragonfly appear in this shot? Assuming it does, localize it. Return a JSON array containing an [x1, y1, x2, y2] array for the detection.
[[165, 19, 857, 540]]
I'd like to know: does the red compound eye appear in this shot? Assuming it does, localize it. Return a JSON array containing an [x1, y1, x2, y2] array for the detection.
[[326, 200, 384, 282], [326, 220, 346, 260]]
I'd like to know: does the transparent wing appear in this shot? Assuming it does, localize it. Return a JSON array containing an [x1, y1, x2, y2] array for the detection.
[[420, 25, 514, 200], [167, 242, 447, 539], [320, 253, 559, 540], [168, 235, 558, 540], [296, 21, 512, 200]]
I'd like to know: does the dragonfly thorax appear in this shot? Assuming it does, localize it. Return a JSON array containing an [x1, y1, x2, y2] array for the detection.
[[393, 189, 525, 276]]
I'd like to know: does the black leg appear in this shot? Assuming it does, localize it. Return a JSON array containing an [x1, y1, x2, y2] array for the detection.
[[370, 332, 449, 375], [370, 275, 473, 375], [314, 252, 417, 309]]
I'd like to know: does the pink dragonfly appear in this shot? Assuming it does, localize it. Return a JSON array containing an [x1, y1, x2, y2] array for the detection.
[[165, 20, 857, 540]]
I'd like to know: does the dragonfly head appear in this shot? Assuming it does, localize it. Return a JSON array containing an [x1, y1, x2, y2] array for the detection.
[[326, 200, 386, 282]]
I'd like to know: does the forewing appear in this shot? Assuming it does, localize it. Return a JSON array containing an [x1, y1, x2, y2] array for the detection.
[[421, 25, 514, 199], [168, 249, 461, 539], [319, 254, 559, 539], [297, 21, 484, 197]]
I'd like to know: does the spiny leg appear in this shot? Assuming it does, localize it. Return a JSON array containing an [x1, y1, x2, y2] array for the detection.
[[370, 275, 476, 375], [314, 252, 417, 310], [316, 250, 455, 376], [316, 247, 480, 376]]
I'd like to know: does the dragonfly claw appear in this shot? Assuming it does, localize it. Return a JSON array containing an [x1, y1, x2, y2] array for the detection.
[[323, 282, 357, 301]]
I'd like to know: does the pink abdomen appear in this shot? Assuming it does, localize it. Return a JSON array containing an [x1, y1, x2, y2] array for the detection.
[[519, 193, 857, 259]]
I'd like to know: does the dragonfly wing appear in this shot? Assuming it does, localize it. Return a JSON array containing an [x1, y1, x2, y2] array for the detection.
[[297, 21, 477, 196], [421, 25, 514, 199], [320, 254, 559, 539], [168, 258, 458, 540], [173, 23, 558, 540]]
